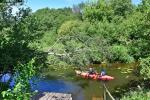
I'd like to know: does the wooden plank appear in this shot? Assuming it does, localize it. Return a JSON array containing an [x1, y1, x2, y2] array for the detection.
[[51, 93, 58, 100], [67, 94, 72, 100], [39, 92, 50, 100], [47, 93, 55, 100], [33, 92, 72, 100]]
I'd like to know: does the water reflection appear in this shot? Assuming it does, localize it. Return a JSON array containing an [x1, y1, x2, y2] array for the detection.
[[42, 63, 138, 100], [31, 79, 84, 100]]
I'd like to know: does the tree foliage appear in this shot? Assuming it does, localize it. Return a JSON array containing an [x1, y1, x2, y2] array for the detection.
[[2, 60, 36, 100], [0, 0, 150, 99], [121, 90, 150, 100], [0, 0, 47, 99], [33, 8, 79, 32], [44, 0, 150, 66], [138, 57, 150, 79], [109, 45, 134, 63]]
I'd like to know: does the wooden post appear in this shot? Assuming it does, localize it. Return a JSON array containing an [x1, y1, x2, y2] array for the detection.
[[103, 83, 115, 100], [103, 83, 106, 100]]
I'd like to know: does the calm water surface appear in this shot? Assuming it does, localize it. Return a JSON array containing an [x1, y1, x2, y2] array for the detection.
[[32, 63, 138, 100]]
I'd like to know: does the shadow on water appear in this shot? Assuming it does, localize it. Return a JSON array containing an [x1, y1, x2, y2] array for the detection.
[[76, 79, 90, 89]]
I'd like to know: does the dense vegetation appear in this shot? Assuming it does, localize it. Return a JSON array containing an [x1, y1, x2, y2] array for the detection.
[[44, 0, 149, 67], [0, 0, 47, 99], [0, 0, 150, 99]]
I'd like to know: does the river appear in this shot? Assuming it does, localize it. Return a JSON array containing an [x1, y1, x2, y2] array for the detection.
[[32, 63, 138, 100]]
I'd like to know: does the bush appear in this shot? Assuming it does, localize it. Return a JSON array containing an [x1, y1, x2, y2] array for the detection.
[[139, 57, 150, 79], [109, 45, 134, 63], [121, 90, 150, 100], [1, 59, 36, 100], [58, 20, 82, 36]]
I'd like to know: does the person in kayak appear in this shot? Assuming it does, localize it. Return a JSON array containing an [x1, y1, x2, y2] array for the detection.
[[100, 60, 107, 76], [100, 68, 106, 76], [88, 67, 96, 75]]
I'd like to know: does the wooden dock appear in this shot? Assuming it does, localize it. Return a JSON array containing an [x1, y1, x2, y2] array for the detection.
[[32, 92, 72, 100]]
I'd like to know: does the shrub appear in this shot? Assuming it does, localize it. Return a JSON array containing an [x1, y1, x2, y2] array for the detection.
[[1, 59, 36, 100], [139, 57, 150, 79], [121, 90, 150, 100], [109, 45, 134, 63]]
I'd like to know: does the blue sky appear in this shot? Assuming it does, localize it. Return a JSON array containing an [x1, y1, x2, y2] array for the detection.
[[25, 0, 141, 12]]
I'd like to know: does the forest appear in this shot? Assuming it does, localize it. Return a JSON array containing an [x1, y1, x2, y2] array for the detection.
[[0, 0, 150, 100]]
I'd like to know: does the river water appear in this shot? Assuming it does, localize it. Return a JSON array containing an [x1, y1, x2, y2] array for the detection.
[[32, 63, 138, 100]]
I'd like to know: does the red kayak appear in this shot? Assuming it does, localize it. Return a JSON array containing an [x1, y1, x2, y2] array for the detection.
[[75, 70, 114, 81]]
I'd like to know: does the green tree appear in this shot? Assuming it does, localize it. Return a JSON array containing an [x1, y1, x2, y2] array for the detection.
[[109, 45, 134, 63], [49, 20, 111, 66], [83, 0, 113, 22], [0, 0, 47, 99], [2, 60, 36, 100], [33, 8, 79, 32], [111, 0, 133, 17], [121, 90, 150, 100]]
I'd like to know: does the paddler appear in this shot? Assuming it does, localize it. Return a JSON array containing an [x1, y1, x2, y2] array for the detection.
[[100, 68, 106, 76], [100, 60, 107, 76], [88, 67, 96, 75]]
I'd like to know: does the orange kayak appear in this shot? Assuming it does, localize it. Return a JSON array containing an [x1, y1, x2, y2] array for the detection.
[[75, 70, 114, 81]]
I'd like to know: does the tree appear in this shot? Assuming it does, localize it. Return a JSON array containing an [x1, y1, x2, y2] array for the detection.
[[83, 0, 113, 22], [109, 45, 134, 63], [111, 0, 133, 17], [121, 90, 150, 100], [0, 0, 47, 99], [2, 60, 36, 100], [33, 8, 78, 32], [48, 20, 111, 66]]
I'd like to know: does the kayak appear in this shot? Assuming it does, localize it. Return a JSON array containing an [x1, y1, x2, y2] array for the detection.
[[75, 70, 114, 81]]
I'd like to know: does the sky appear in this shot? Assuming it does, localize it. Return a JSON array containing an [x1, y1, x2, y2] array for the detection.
[[23, 0, 141, 12]]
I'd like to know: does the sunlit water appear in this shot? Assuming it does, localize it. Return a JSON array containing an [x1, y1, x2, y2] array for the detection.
[[31, 79, 84, 100], [32, 63, 138, 100]]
